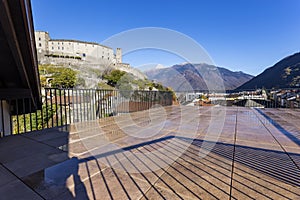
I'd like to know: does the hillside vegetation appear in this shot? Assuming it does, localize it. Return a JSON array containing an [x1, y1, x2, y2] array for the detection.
[[38, 64, 173, 93]]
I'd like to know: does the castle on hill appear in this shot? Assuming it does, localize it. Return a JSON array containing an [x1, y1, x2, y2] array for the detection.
[[35, 31, 128, 68]]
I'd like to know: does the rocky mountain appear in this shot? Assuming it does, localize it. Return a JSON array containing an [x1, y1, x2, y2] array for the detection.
[[237, 52, 300, 90], [145, 63, 253, 91]]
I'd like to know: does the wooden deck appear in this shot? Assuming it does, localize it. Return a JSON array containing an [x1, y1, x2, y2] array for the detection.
[[0, 106, 299, 199]]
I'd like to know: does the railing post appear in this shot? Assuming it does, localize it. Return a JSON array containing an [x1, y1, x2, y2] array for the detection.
[[64, 89, 67, 125], [29, 99, 32, 131], [0, 101, 4, 137], [22, 99, 26, 133], [54, 89, 58, 126], [76, 89, 79, 122], [9, 100, 13, 136], [45, 88, 49, 129], [68, 89, 71, 124], [15, 100, 19, 134], [80, 89, 83, 122], [50, 89, 53, 127]]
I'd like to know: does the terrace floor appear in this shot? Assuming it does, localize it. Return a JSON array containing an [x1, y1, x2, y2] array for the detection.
[[0, 106, 300, 199]]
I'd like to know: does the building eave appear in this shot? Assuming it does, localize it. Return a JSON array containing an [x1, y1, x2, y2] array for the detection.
[[0, 0, 41, 111]]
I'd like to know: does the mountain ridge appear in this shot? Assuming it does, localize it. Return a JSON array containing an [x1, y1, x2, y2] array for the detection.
[[237, 52, 300, 90], [145, 63, 253, 91]]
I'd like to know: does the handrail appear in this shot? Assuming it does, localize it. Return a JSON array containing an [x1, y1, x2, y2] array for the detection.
[[0, 88, 173, 137]]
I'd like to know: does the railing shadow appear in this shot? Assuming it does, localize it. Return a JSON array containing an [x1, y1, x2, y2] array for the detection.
[[177, 136, 300, 187], [56, 134, 300, 199], [22, 127, 300, 199], [255, 108, 300, 147]]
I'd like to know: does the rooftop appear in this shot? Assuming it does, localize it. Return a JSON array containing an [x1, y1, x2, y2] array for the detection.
[[35, 30, 113, 49], [0, 106, 299, 199], [49, 39, 113, 50]]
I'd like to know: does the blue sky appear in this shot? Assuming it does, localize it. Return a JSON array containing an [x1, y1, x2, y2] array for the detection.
[[32, 0, 300, 75]]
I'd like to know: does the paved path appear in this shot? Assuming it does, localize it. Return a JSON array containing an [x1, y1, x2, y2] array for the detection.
[[0, 106, 299, 199]]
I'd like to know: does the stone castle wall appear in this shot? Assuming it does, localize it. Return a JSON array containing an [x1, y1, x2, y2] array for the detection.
[[35, 31, 146, 80], [35, 31, 116, 65]]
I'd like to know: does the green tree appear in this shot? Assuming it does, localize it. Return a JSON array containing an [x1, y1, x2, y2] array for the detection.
[[39, 65, 78, 88], [97, 82, 114, 90], [76, 77, 86, 88], [116, 73, 134, 97], [40, 75, 47, 87], [103, 69, 126, 87], [51, 68, 77, 88]]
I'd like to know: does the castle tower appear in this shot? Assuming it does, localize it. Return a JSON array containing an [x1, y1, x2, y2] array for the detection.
[[116, 48, 122, 63], [35, 31, 50, 54], [34, 31, 50, 64]]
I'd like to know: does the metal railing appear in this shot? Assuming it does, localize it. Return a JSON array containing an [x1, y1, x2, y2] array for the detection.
[[0, 88, 173, 137], [176, 89, 300, 108]]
